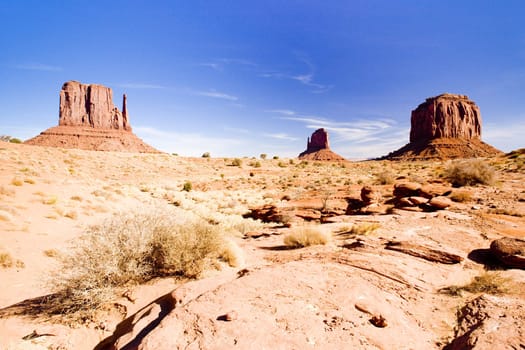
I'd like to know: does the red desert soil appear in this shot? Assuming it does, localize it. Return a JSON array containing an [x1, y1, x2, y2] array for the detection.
[[0, 141, 524, 349]]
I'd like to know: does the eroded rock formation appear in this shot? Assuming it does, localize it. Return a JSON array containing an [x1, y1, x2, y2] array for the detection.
[[25, 81, 158, 153], [384, 93, 501, 160], [410, 94, 481, 142], [298, 128, 345, 161], [59, 81, 131, 131]]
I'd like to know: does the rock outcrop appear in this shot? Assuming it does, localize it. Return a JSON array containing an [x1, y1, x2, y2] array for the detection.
[[383, 93, 501, 160], [298, 128, 345, 161], [25, 81, 158, 153]]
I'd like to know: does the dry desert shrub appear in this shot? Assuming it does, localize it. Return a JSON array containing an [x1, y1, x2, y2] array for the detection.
[[10, 177, 23, 186], [375, 170, 395, 185], [284, 227, 330, 248], [42, 209, 233, 320], [349, 222, 380, 236], [444, 159, 495, 187], [449, 190, 473, 203], [440, 272, 510, 297]]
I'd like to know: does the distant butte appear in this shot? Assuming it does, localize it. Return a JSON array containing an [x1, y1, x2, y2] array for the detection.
[[383, 93, 502, 160], [298, 128, 345, 161], [25, 81, 159, 153]]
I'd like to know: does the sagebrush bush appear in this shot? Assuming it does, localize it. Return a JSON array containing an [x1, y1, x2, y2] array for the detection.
[[43, 210, 232, 320], [284, 227, 330, 248], [440, 272, 510, 297], [444, 159, 495, 187]]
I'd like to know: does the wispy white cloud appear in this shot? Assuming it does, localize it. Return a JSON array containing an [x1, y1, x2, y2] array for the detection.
[[198, 62, 222, 71], [263, 133, 299, 141], [275, 111, 409, 159], [13, 63, 62, 71], [194, 90, 238, 101], [259, 53, 332, 93], [197, 58, 257, 71], [224, 126, 250, 134], [483, 119, 525, 152], [116, 83, 165, 89], [266, 109, 296, 116], [134, 126, 246, 156]]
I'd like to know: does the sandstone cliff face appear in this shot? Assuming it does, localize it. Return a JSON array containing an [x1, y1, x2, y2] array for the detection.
[[25, 81, 158, 153], [298, 128, 345, 161], [383, 93, 501, 160], [306, 128, 330, 152], [410, 94, 481, 142], [59, 81, 130, 131]]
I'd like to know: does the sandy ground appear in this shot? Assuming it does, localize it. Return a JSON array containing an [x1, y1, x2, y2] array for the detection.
[[0, 141, 524, 349]]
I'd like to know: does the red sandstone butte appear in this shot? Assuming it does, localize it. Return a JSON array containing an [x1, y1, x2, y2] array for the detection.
[[384, 93, 501, 160], [25, 81, 158, 153], [298, 128, 345, 161]]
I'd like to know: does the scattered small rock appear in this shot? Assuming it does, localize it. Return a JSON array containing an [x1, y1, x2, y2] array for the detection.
[[369, 314, 388, 328], [218, 311, 238, 322]]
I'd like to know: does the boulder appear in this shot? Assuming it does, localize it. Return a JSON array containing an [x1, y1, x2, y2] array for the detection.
[[360, 186, 378, 205], [428, 196, 453, 210], [393, 182, 422, 198], [490, 237, 525, 269]]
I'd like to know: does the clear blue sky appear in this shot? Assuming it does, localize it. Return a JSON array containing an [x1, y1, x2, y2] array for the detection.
[[1, 1, 524, 158]]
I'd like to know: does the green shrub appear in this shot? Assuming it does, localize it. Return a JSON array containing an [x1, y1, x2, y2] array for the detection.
[[232, 158, 242, 167], [201, 152, 210, 158], [444, 159, 495, 187], [260, 153, 267, 160]]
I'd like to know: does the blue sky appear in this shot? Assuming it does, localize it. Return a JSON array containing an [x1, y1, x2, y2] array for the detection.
[[1, 1, 524, 158]]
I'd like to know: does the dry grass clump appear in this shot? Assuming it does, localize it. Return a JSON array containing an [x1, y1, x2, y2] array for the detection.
[[0, 185, 15, 197], [350, 222, 380, 236], [444, 159, 495, 187], [375, 170, 395, 185], [449, 190, 473, 203], [10, 177, 23, 186], [42, 210, 231, 320], [440, 272, 511, 297], [0, 250, 24, 269], [284, 227, 330, 248]]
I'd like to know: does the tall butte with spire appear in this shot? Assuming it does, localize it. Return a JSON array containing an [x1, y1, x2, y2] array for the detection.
[[298, 128, 345, 161], [25, 81, 158, 152], [383, 93, 502, 160]]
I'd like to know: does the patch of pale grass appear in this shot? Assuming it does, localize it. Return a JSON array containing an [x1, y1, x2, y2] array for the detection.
[[43, 249, 59, 258], [284, 227, 330, 248], [42, 209, 231, 321], [24, 178, 35, 184], [444, 159, 495, 187], [350, 222, 380, 236], [449, 190, 473, 203], [10, 177, 23, 186], [43, 196, 57, 205], [64, 210, 78, 220], [440, 272, 511, 297], [0, 185, 15, 197], [0, 252, 13, 268], [70, 195, 83, 201]]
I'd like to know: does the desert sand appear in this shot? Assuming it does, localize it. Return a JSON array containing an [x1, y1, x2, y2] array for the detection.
[[0, 141, 524, 349]]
